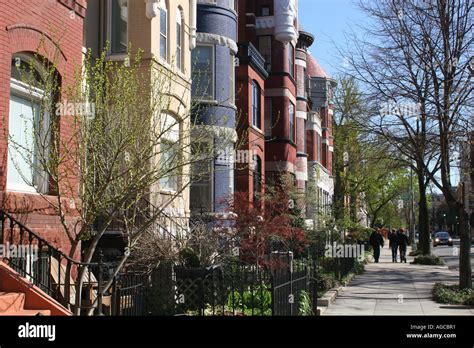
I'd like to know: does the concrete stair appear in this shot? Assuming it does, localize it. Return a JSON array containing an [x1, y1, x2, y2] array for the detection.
[[0, 291, 51, 316]]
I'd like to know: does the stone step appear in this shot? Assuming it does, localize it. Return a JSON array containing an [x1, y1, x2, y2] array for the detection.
[[0, 308, 51, 316], [0, 292, 25, 313]]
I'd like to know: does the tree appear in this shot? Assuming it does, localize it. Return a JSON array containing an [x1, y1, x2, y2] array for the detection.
[[4, 39, 235, 313], [343, 0, 472, 288]]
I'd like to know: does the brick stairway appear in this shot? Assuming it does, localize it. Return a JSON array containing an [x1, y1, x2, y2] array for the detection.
[[0, 291, 50, 316], [0, 261, 71, 316]]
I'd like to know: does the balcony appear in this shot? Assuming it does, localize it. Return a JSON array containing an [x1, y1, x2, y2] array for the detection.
[[237, 42, 269, 79]]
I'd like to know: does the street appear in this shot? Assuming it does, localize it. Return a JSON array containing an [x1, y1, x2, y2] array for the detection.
[[430, 240, 474, 270]]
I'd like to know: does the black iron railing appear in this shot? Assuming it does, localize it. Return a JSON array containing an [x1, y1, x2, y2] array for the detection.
[[0, 210, 106, 315]]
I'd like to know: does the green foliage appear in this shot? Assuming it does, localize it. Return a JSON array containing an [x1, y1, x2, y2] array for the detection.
[[432, 283, 474, 305], [299, 291, 314, 316], [227, 285, 272, 316], [412, 254, 445, 265], [409, 249, 424, 257]]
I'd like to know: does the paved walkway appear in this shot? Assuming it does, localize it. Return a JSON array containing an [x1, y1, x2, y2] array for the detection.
[[323, 245, 474, 316]]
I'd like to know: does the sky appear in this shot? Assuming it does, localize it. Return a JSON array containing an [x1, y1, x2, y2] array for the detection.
[[298, 0, 461, 187], [298, 0, 369, 77]]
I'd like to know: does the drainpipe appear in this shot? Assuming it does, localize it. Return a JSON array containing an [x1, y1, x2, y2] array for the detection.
[[189, 0, 197, 50]]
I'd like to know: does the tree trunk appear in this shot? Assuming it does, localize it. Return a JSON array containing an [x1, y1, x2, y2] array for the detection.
[[416, 172, 430, 255], [457, 203, 472, 289]]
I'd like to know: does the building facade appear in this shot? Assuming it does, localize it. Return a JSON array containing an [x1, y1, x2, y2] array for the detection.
[[0, 0, 87, 254], [190, 0, 238, 215], [85, 0, 197, 237], [306, 53, 336, 224]]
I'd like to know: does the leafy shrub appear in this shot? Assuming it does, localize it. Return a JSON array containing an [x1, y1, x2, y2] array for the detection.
[[316, 271, 338, 295], [412, 254, 445, 265], [299, 290, 314, 316], [227, 285, 272, 316], [432, 283, 474, 305], [409, 249, 424, 257]]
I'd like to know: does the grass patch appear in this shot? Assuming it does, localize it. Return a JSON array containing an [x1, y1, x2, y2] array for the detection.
[[432, 283, 474, 305], [411, 254, 445, 265]]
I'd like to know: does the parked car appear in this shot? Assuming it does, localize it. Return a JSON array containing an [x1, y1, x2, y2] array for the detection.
[[432, 232, 453, 247]]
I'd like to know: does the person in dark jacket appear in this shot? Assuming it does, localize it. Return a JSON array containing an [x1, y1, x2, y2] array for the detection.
[[388, 229, 399, 263], [397, 228, 409, 263], [369, 229, 384, 263]]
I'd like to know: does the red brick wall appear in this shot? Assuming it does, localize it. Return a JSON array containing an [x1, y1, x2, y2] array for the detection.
[[0, 0, 86, 256], [235, 64, 266, 208]]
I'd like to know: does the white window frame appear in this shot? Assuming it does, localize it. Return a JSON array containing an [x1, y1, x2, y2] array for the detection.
[[7, 76, 50, 194], [192, 44, 215, 101], [190, 138, 214, 213], [160, 0, 169, 61], [176, 9, 183, 70], [159, 113, 180, 193]]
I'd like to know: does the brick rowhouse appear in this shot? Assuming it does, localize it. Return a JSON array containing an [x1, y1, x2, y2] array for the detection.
[[237, 0, 299, 190], [0, 0, 86, 255]]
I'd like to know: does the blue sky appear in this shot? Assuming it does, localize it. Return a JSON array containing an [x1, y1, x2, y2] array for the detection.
[[298, 0, 369, 77]]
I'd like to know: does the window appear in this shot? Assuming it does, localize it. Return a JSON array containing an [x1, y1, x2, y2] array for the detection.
[[110, 0, 128, 53], [258, 36, 272, 72], [159, 114, 180, 191], [7, 57, 49, 193], [190, 142, 213, 212], [160, 0, 168, 60], [253, 155, 262, 203], [252, 80, 261, 129], [176, 9, 183, 70], [230, 54, 235, 104], [261, 7, 270, 16], [289, 103, 295, 142], [192, 45, 214, 99], [264, 98, 272, 137], [288, 44, 295, 78]]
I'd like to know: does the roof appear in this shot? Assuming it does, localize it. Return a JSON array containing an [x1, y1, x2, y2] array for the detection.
[[306, 53, 331, 79]]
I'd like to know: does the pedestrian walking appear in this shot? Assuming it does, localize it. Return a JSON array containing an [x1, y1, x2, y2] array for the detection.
[[388, 229, 398, 262], [369, 229, 384, 263], [397, 228, 409, 263]]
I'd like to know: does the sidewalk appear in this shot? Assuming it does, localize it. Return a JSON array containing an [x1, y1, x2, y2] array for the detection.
[[323, 245, 474, 315]]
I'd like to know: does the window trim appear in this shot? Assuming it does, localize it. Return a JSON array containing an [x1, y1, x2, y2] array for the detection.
[[159, 112, 180, 193], [288, 43, 295, 79], [190, 139, 214, 213], [107, 0, 129, 55], [160, 0, 169, 61], [289, 102, 295, 143], [176, 7, 183, 70], [251, 80, 261, 129], [8, 77, 50, 194], [191, 44, 215, 101]]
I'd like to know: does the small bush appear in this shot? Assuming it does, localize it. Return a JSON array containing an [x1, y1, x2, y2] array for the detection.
[[432, 283, 474, 305], [409, 249, 424, 257], [412, 254, 445, 265], [316, 271, 338, 295], [299, 290, 314, 316]]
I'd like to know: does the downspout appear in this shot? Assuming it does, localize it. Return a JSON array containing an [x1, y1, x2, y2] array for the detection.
[[189, 0, 197, 50]]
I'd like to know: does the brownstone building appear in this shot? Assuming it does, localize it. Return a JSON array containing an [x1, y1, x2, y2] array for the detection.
[[0, 0, 87, 254]]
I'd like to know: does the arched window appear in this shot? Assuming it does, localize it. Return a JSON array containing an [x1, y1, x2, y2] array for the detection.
[[160, 0, 168, 60], [253, 155, 262, 203], [159, 113, 180, 191], [252, 80, 261, 129], [289, 102, 295, 142], [8, 55, 50, 193], [176, 8, 183, 70]]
